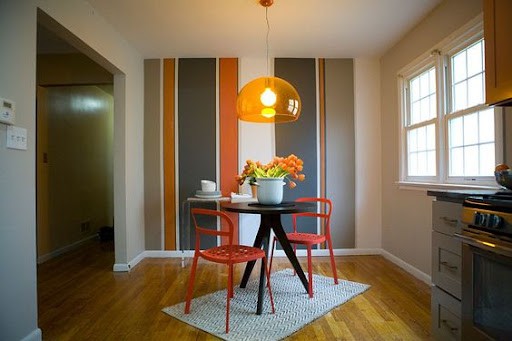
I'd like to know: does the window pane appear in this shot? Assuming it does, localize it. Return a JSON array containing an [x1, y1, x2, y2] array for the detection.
[[449, 116, 463, 147], [409, 152, 418, 176], [420, 97, 430, 121], [411, 78, 420, 102], [429, 68, 436, 93], [467, 74, 484, 107], [417, 126, 426, 150], [452, 51, 467, 83], [467, 41, 483, 77], [464, 145, 479, 176], [479, 108, 494, 143], [450, 147, 464, 176], [420, 72, 429, 97], [463, 113, 478, 145], [427, 151, 436, 175], [479, 143, 495, 176], [407, 67, 436, 126], [418, 151, 427, 174], [408, 129, 417, 152], [453, 81, 468, 111], [427, 124, 436, 149], [411, 101, 420, 124]]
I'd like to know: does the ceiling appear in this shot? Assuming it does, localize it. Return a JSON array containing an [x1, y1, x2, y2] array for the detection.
[[85, 0, 442, 59]]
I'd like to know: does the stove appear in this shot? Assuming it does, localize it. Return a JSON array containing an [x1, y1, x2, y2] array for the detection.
[[462, 190, 512, 240], [458, 190, 512, 340]]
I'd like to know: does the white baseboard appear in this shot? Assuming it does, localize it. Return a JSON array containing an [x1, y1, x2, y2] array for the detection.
[[21, 328, 42, 341], [113, 263, 130, 272], [126, 248, 431, 286], [37, 235, 97, 264], [380, 249, 431, 285]]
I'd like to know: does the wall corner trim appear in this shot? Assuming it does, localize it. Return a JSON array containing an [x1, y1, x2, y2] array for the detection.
[[21, 328, 42, 341]]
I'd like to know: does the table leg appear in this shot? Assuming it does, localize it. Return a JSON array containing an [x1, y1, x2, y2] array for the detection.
[[240, 220, 268, 288], [271, 216, 310, 295], [256, 222, 271, 315]]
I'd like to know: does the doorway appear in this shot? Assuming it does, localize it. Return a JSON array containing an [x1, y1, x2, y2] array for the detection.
[[36, 16, 114, 263]]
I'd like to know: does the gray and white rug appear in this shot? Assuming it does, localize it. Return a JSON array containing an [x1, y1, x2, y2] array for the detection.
[[163, 269, 370, 340]]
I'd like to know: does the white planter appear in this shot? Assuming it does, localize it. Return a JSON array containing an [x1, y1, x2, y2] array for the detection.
[[255, 177, 285, 205]]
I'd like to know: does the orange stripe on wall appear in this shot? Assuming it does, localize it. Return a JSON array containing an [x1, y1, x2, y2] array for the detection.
[[219, 58, 239, 244], [163, 58, 176, 250]]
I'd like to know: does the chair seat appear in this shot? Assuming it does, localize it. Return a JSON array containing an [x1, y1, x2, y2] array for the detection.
[[286, 232, 326, 245], [202, 245, 265, 264]]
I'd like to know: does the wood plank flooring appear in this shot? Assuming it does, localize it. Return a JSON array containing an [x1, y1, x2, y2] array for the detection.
[[37, 240, 432, 340]]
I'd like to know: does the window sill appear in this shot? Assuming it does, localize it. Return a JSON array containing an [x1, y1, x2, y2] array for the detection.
[[396, 181, 500, 192]]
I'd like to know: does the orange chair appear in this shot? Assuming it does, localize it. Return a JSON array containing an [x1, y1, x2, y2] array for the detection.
[[269, 197, 338, 298], [184, 208, 275, 333]]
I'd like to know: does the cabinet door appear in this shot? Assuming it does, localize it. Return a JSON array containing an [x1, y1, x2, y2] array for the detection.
[[432, 286, 461, 341], [432, 201, 461, 236], [484, 0, 512, 105], [432, 231, 462, 300]]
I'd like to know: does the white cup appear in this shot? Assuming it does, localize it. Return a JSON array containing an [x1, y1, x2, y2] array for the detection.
[[201, 180, 216, 192]]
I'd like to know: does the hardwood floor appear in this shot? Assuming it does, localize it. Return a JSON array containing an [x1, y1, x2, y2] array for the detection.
[[37, 240, 432, 340]]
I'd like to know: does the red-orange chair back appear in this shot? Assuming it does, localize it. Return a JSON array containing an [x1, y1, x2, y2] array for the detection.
[[293, 197, 333, 237]]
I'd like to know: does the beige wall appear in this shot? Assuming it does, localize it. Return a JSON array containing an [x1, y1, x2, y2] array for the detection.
[[37, 85, 113, 259], [380, 0, 482, 276], [0, 1, 144, 339]]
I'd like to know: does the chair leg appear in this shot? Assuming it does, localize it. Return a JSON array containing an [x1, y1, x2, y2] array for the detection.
[[226, 263, 233, 333], [269, 237, 277, 274], [184, 254, 199, 314], [327, 237, 338, 284], [263, 257, 275, 314], [307, 245, 313, 298], [230, 265, 234, 298]]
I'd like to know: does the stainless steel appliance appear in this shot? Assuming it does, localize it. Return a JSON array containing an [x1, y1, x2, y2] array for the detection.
[[458, 192, 512, 340]]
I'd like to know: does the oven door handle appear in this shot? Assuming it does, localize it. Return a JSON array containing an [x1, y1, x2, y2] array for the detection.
[[455, 233, 512, 257]]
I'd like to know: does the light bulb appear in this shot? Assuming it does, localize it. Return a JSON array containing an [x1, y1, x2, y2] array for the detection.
[[260, 87, 277, 106], [261, 107, 276, 118]]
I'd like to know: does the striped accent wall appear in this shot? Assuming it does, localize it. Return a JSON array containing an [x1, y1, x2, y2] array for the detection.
[[275, 58, 318, 236], [274, 58, 355, 249], [163, 58, 239, 250]]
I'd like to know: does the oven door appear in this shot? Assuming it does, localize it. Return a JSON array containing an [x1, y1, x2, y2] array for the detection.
[[457, 230, 512, 340]]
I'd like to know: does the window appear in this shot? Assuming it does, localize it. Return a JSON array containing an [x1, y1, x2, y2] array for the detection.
[[399, 17, 502, 187]]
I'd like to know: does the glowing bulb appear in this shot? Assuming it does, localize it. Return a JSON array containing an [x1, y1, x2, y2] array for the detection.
[[260, 87, 277, 106], [261, 107, 276, 118]]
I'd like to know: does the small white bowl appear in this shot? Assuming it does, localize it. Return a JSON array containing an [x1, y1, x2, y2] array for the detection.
[[201, 180, 216, 192]]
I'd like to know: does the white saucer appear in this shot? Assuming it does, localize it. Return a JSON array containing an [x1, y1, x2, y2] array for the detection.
[[195, 194, 222, 199]]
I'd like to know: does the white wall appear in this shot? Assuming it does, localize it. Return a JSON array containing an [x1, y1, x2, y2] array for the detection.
[[238, 57, 275, 245], [354, 58, 382, 249], [0, 0, 145, 339], [380, 0, 482, 275]]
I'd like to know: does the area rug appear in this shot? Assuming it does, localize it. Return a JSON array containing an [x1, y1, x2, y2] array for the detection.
[[162, 269, 370, 341]]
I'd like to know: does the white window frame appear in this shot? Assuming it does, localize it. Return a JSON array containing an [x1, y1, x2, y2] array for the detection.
[[398, 15, 503, 189]]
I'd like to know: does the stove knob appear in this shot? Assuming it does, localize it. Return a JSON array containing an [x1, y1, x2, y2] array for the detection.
[[491, 214, 503, 229]]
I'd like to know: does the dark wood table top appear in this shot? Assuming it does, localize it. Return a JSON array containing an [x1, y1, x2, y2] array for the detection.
[[221, 201, 315, 215]]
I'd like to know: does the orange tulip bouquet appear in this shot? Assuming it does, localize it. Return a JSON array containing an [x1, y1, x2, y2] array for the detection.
[[236, 154, 306, 189]]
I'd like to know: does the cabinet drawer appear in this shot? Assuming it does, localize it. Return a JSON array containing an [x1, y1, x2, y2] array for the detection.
[[432, 286, 461, 341], [432, 231, 462, 299], [432, 201, 462, 235]]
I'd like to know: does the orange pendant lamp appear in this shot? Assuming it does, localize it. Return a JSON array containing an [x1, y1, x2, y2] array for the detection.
[[236, 0, 301, 123]]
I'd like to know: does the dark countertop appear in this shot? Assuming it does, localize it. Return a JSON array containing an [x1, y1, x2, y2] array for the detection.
[[427, 189, 500, 203]]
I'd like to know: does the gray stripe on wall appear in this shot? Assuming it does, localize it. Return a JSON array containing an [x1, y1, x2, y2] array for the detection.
[[325, 58, 355, 248], [178, 58, 217, 249], [144, 59, 163, 250], [275, 58, 318, 236]]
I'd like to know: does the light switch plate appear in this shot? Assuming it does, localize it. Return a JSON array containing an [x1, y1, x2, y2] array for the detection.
[[0, 97, 15, 125], [6, 125, 27, 150]]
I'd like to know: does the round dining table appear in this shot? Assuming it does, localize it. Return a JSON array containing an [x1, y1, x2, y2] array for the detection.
[[221, 201, 315, 314]]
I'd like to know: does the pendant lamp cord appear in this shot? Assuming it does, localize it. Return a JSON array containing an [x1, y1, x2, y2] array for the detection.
[[265, 7, 270, 76]]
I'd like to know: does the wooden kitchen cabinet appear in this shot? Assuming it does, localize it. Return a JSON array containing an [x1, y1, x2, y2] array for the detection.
[[484, 0, 512, 105]]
